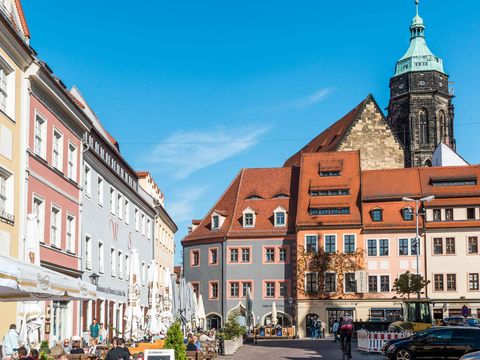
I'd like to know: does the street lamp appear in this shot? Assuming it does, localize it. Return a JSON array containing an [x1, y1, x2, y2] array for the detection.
[[402, 195, 435, 279], [89, 273, 99, 286]]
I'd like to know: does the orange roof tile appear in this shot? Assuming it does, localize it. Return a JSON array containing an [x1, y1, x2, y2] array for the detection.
[[14, 0, 30, 39]]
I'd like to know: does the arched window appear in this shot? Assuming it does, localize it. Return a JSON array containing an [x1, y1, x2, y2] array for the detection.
[[419, 109, 429, 144], [439, 110, 447, 141]]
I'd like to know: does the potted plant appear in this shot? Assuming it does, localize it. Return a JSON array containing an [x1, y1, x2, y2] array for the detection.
[[222, 315, 246, 355], [163, 322, 186, 360]]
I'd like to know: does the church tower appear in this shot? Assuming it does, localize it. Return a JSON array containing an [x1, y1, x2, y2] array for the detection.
[[387, 0, 455, 167]]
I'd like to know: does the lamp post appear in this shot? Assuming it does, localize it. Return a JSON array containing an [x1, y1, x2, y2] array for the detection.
[[402, 195, 434, 296], [89, 272, 100, 286]]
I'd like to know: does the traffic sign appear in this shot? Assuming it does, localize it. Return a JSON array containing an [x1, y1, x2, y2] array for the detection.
[[462, 305, 469, 318]]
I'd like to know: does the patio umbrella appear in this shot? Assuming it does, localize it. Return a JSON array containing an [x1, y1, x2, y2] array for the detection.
[[19, 214, 44, 348], [147, 260, 160, 335], [178, 278, 188, 325], [197, 294, 206, 330], [271, 302, 278, 326], [246, 287, 253, 329], [186, 283, 198, 326], [170, 273, 178, 320], [124, 249, 143, 340]]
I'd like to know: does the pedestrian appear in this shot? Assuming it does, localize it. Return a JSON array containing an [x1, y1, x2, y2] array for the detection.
[[62, 338, 71, 354], [49, 341, 64, 358], [17, 347, 33, 360], [116, 338, 131, 360], [320, 320, 327, 339], [30, 349, 39, 360], [70, 336, 85, 354], [89, 318, 100, 340], [332, 320, 340, 342], [2, 324, 19, 359], [99, 323, 107, 344], [314, 317, 320, 339], [339, 318, 353, 359]]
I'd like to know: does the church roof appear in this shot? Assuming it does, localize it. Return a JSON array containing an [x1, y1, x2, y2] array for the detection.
[[394, 1, 444, 76], [284, 94, 375, 167]]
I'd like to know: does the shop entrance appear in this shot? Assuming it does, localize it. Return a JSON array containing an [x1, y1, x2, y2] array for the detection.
[[327, 309, 354, 332], [305, 313, 318, 338]]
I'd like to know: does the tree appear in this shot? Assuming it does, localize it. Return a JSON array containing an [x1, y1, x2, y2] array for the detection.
[[392, 271, 430, 298], [164, 322, 186, 360], [223, 314, 246, 340]]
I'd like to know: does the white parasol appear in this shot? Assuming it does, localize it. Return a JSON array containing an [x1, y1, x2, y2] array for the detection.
[[147, 260, 161, 335], [124, 249, 143, 340], [271, 301, 278, 326], [197, 294, 206, 331]]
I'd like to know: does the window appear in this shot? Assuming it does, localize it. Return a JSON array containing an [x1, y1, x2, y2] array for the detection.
[[52, 129, 63, 171], [97, 177, 104, 206], [344, 235, 355, 253], [111, 248, 116, 277], [379, 239, 389, 256], [210, 282, 219, 299], [434, 274, 444, 291], [242, 282, 252, 297], [192, 283, 199, 297], [212, 215, 219, 230], [467, 208, 476, 220], [98, 242, 104, 274], [244, 212, 254, 227], [32, 196, 45, 243], [275, 211, 286, 227], [433, 238, 443, 254], [117, 193, 123, 220], [34, 114, 46, 157], [305, 272, 318, 293], [84, 165, 91, 197], [411, 238, 420, 255], [118, 250, 123, 279], [241, 248, 250, 263], [325, 235, 336, 253], [141, 213, 146, 235], [371, 209, 383, 222], [345, 273, 356, 292], [368, 276, 378, 292], [469, 273, 479, 291], [419, 109, 429, 144], [325, 273, 336, 292], [124, 199, 129, 224], [0, 170, 9, 214], [230, 282, 239, 297], [265, 282, 275, 298], [125, 254, 129, 280], [446, 238, 455, 254], [279, 282, 288, 297], [310, 189, 349, 196], [50, 206, 61, 247], [399, 238, 409, 255], [230, 248, 238, 263], [109, 187, 115, 215], [67, 143, 77, 180], [433, 209, 441, 221], [85, 235, 92, 270], [367, 239, 377, 256], [135, 207, 139, 231], [468, 237, 478, 254], [446, 274, 456, 291], [310, 207, 350, 215], [209, 248, 218, 265], [305, 235, 318, 253], [445, 208, 454, 221], [432, 178, 477, 187], [147, 218, 152, 240], [380, 276, 390, 292], [319, 171, 340, 177], [0, 65, 11, 114], [142, 262, 146, 286], [66, 214, 75, 253], [279, 248, 287, 262], [191, 250, 199, 266], [265, 248, 275, 263], [402, 207, 413, 221]]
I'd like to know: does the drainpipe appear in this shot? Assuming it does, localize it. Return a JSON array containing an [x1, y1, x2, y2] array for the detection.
[[222, 237, 226, 326]]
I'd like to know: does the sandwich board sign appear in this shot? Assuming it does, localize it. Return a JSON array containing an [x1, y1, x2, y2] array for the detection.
[[144, 349, 174, 360]]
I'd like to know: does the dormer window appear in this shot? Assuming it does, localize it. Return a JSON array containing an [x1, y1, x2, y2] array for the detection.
[[212, 215, 219, 230], [371, 208, 383, 222], [402, 207, 414, 221], [273, 194, 289, 199], [242, 207, 255, 228], [273, 206, 287, 227]]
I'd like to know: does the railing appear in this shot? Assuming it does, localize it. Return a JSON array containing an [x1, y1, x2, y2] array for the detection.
[[357, 330, 413, 353]]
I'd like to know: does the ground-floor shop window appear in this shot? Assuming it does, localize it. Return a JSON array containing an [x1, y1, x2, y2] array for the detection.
[[327, 309, 354, 332], [263, 313, 291, 327], [305, 313, 318, 338], [369, 308, 401, 322]]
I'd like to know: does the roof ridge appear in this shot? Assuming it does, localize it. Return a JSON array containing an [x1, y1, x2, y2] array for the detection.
[[333, 95, 370, 150]]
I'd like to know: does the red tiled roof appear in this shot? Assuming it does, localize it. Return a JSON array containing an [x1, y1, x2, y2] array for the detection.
[[284, 95, 372, 167], [362, 168, 422, 201], [14, 0, 30, 39], [182, 167, 299, 243]]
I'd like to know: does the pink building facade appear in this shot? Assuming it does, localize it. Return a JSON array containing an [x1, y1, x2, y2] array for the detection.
[[26, 66, 90, 343]]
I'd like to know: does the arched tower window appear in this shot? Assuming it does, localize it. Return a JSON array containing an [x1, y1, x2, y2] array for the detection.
[[419, 109, 429, 144], [439, 110, 447, 142]]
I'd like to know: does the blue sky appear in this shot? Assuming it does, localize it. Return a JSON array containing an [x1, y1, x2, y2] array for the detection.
[[22, 0, 480, 264]]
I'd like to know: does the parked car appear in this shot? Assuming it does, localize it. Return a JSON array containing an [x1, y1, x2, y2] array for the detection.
[[383, 327, 480, 359], [460, 351, 480, 359]]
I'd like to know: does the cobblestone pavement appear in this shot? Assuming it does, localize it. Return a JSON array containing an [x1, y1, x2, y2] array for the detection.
[[219, 339, 383, 360]]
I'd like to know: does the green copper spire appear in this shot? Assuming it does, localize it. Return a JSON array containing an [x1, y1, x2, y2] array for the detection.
[[394, 0, 444, 76]]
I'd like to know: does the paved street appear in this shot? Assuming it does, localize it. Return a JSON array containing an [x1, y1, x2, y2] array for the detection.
[[219, 339, 382, 360]]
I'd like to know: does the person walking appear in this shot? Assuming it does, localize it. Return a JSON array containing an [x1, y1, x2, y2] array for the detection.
[[320, 320, 327, 339], [89, 318, 100, 341], [339, 318, 353, 359], [2, 324, 19, 360], [99, 323, 107, 344], [332, 319, 340, 342]]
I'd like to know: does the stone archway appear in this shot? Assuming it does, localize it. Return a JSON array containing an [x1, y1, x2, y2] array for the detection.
[[226, 301, 256, 327]]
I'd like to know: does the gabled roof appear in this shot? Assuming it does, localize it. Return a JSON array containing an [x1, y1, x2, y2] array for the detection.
[[13, 0, 30, 39], [182, 167, 299, 243], [284, 94, 378, 167]]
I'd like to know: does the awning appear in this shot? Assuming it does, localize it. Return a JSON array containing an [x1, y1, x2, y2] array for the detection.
[[0, 254, 96, 301]]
